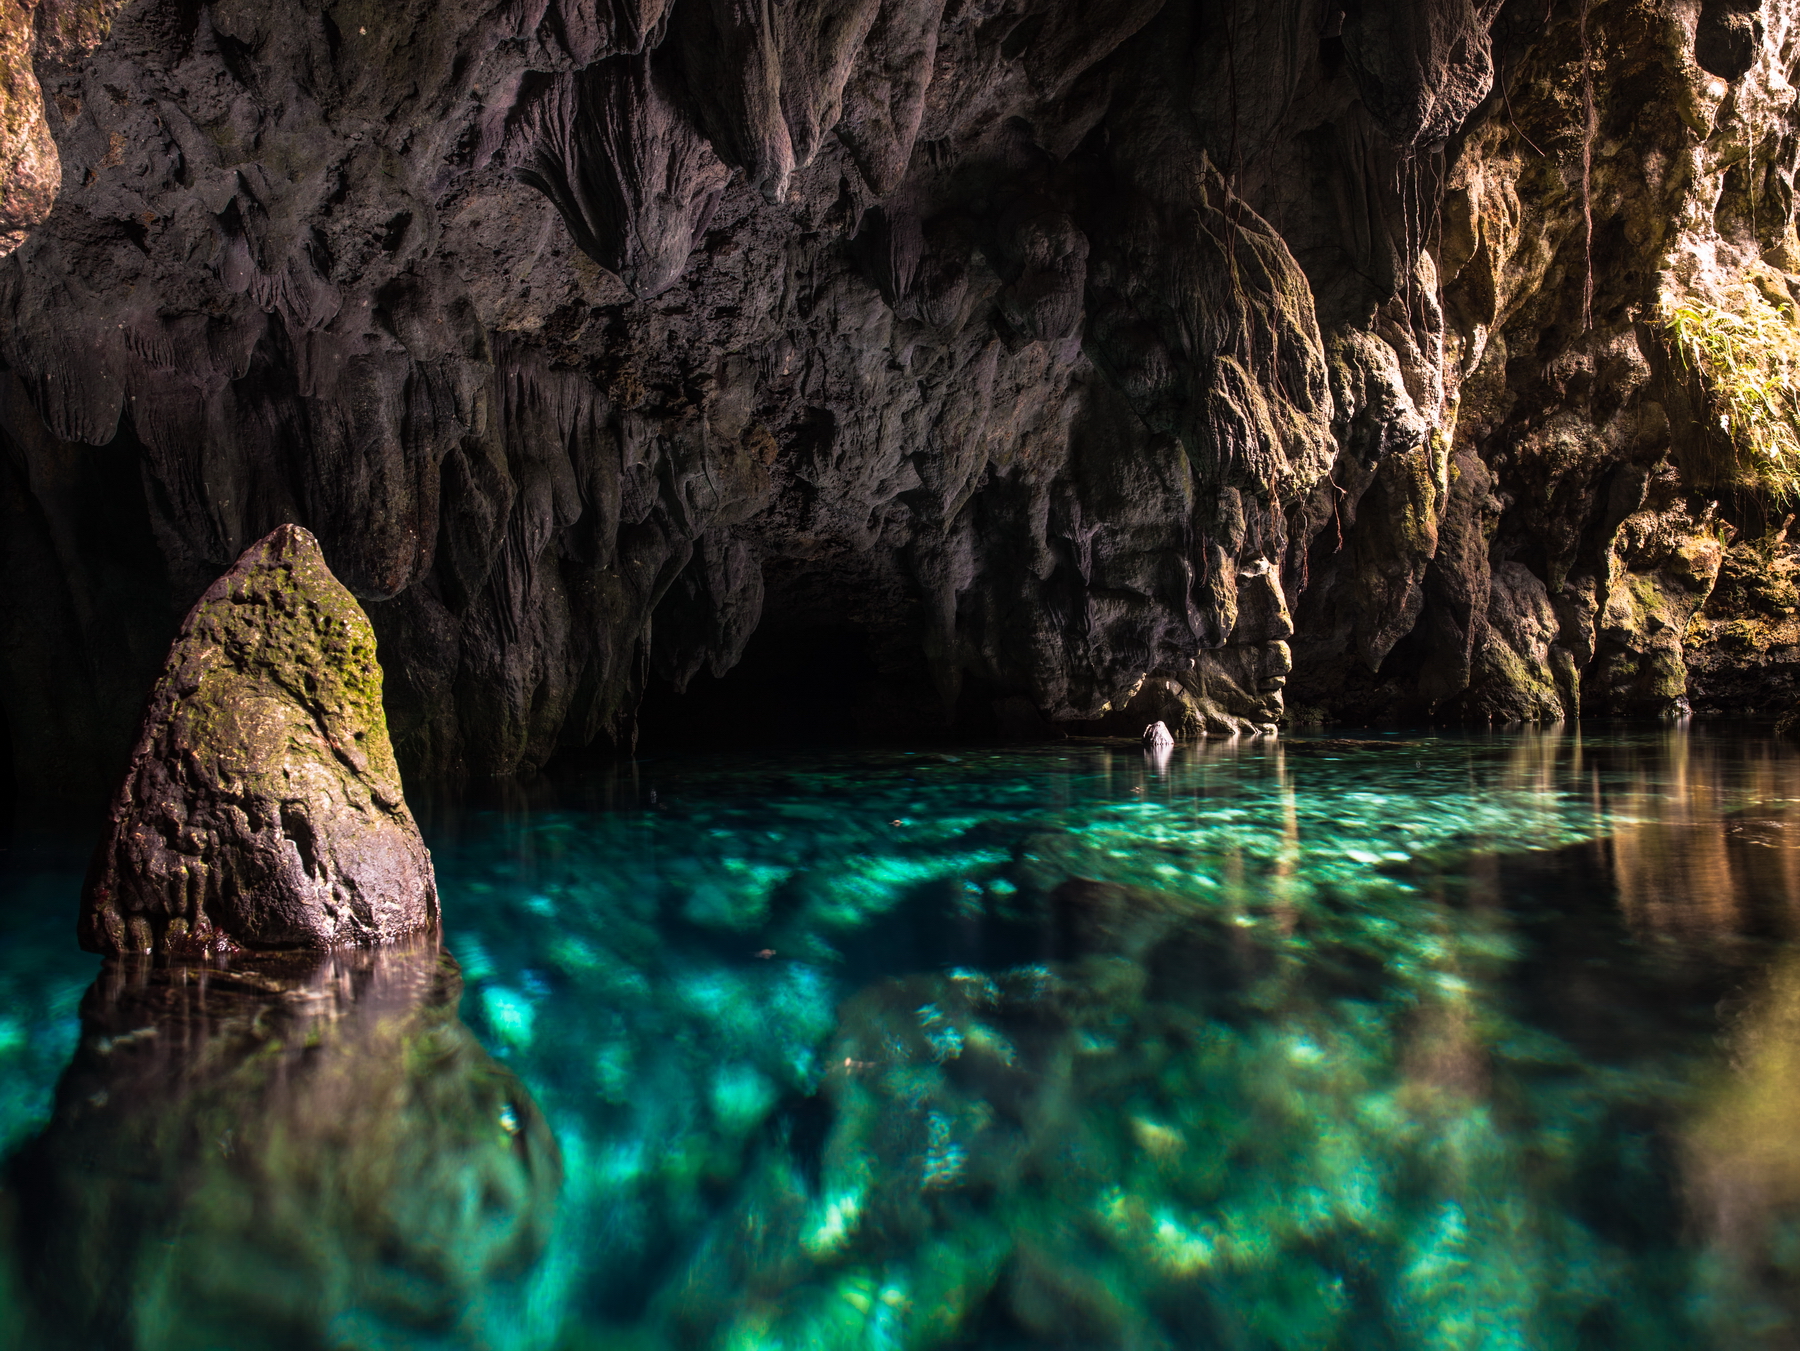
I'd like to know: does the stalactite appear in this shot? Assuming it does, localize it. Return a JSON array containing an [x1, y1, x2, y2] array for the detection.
[[0, 0, 1794, 784]]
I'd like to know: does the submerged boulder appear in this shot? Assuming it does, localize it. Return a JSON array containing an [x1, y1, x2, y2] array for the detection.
[[80, 524, 437, 956], [8, 940, 560, 1349]]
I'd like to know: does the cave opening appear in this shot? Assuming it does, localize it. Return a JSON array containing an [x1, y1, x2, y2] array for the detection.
[[632, 621, 1057, 754], [632, 542, 957, 754], [634, 621, 887, 752]]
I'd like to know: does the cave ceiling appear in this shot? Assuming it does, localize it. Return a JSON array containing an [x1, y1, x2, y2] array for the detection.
[[1, 0, 1797, 790]]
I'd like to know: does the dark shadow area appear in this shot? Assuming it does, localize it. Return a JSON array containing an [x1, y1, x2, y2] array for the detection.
[[0, 405, 182, 811], [636, 622, 888, 751], [0, 705, 12, 838]]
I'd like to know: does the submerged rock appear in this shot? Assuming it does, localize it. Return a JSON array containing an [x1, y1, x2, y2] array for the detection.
[[5, 939, 560, 1350], [80, 524, 437, 956]]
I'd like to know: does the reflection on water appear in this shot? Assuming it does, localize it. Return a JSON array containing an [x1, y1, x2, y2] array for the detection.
[[1607, 735, 1800, 945], [8, 728, 1800, 1347], [1686, 955, 1800, 1344], [2, 939, 560, 1351]]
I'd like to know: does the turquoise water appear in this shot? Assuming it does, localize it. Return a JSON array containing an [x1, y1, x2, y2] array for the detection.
[[7, 728, 1800, 1348]]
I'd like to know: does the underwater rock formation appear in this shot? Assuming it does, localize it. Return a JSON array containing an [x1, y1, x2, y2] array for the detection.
[[3, 938, 560, 1351], [80, 523, 437, 956], [3, 0, 1800, 793]]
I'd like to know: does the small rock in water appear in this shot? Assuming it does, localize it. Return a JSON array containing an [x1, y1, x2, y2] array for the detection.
[[1142, 721, 1175, 749], [80, 524, 438, 956]]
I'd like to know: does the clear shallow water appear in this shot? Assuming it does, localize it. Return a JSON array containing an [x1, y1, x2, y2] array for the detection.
[[6, 728, 1800, 1348]]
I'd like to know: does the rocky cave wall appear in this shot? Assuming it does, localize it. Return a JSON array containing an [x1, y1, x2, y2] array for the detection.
[[2, 0, 1799, 798]]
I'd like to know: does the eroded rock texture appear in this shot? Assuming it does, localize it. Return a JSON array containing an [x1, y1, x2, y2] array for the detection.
[[81, 523, 437, 955], [0, 1, 127, 256], [4, 0, 1800, 793]]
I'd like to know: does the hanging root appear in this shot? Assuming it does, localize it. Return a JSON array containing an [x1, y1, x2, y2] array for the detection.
[[1579, 0, 1596, 333]]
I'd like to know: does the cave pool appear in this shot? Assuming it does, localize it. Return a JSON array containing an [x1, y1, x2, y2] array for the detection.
[[7, 725, 1800, 1349]]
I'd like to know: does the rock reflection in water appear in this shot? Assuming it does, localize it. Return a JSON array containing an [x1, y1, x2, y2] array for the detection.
[[1604, 736, 1800, 948], [2, 938, 560, 1351], [1502, 731, 1800, 1350], [1685, 955, 1800, 1347]]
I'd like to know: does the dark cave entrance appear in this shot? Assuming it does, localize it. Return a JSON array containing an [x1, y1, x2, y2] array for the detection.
[[633, 622, 887, 751], [632, 622, 1065, 753], [633, 544, 956, 753]]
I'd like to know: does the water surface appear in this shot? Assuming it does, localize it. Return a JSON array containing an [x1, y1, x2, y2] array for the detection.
[[5, 727, 1800, 1349]]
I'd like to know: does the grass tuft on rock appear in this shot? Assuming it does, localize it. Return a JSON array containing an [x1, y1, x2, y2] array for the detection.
[[1665, 288, 1800, 501]]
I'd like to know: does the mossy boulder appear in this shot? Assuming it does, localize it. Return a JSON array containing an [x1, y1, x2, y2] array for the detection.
[[80, 524, 437, 956]]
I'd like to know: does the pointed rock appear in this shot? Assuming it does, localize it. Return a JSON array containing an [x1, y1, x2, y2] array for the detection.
[[81, 525, 438, 957]]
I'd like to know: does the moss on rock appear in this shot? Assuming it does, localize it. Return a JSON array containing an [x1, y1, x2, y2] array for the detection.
[[80, 523, 437, 956]]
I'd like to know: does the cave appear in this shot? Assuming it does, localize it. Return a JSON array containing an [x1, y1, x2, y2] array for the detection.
[[6, 0, 1800, 1347], [7, 0, 1799, 794]]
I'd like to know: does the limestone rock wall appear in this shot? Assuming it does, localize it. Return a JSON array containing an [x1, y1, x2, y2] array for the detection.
[[2, 0, 1798, 793]]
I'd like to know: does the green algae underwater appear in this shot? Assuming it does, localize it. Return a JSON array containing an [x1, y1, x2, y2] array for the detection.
[[6, 727, 1800, 1349]]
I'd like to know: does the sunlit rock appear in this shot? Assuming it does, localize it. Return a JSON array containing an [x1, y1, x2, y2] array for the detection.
[[80, 524, 437, 956], [0, 0, 128, 257], [0, 2, 58, 260]]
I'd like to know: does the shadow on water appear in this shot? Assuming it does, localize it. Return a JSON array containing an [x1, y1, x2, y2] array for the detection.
[[14, 727, 1800, 1347], [0, 939, 561, 1351]]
